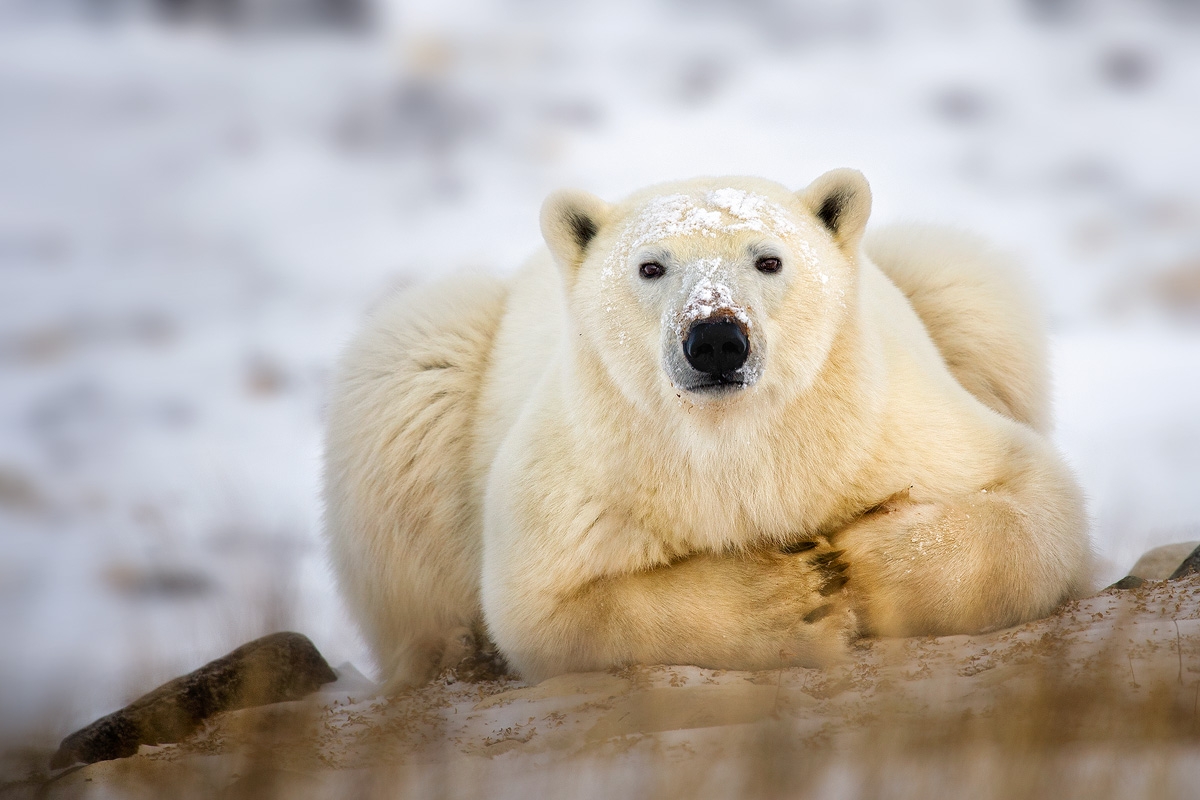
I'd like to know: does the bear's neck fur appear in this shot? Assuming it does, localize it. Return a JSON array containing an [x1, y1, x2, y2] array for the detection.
[[554, 266, 890, 552]]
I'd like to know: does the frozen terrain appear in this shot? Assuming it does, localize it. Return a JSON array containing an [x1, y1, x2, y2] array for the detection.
[[1, 0, 1199, 758], [33, 576, 1200, 799]]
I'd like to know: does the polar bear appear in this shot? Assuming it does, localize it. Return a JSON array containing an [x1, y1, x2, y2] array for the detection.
[[323, 170, 1092, 690]]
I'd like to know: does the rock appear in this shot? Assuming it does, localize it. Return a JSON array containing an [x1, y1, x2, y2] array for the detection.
[[1129, 541, 1200, 580], [1105, 574, 1146, 591], [1169, 542, 1200, 580], [1106, 540, 1200, 589], [50, 632, 336, 769], [47, 576, 1200, 799], [38, 542, 1200, 794]]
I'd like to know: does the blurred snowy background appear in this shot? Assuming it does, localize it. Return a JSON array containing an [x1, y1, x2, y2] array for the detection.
[[1, 0, 1199, 751]]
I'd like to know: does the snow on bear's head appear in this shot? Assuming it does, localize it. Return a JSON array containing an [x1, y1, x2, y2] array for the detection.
[[540, 169, 872, 417]]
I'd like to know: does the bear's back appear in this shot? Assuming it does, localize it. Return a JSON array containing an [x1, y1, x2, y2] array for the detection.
[[865, 224, 1051, 433]]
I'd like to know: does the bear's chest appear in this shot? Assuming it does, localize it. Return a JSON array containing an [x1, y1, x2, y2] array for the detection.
[[619, 457, 844, 554]]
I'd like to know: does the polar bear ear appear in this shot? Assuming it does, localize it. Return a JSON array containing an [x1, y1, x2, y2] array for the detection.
[[797, 169, 872, 252], [540, 189, 612, 278]]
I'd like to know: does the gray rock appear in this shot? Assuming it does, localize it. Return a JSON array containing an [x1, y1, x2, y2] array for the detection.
[[1128, 541, 1200, 580], [50, 631, 336, 769], [1105, 574, 1146, 591], [1168, 542, 1200, 580]]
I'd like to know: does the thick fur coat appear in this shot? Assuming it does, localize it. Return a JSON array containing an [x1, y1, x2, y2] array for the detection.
[[323, 170, 1092, 689]]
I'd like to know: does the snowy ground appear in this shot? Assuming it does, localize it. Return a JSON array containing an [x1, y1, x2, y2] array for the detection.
[[39, 577, 1200, 799], [1, 0, 1199, 748]]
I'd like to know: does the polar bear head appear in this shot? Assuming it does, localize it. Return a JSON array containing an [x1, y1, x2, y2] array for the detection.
[[540, 170, 871, 416]]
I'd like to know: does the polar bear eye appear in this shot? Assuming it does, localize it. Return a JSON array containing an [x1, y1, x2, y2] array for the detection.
[[639, 261, 666, 279], [756, 257, 782, 274]]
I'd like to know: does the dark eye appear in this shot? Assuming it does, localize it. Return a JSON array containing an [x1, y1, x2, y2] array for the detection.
[[639, 261, 666, 279], [756, 257, 782, 274]]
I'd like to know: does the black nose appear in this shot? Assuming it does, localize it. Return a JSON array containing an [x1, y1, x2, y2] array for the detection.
[[683, 319, 749, 376]]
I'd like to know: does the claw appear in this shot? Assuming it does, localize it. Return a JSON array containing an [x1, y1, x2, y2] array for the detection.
[[803, 603, 835, 624], [812, 550, 846, 566], [819, 574, 850, 596], [864, 486, 913, 516]]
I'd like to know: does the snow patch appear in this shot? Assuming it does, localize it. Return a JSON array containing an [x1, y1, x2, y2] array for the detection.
[[704, 187, 798, 237], [681, 277, 750, 329], [603, 189, 803, 280]]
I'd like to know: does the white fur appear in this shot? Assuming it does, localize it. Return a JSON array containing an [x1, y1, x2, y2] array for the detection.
[[323, 172, 1092, 689]]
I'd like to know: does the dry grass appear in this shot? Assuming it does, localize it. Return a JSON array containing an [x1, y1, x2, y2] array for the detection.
[[4, 579, 1200, 799]]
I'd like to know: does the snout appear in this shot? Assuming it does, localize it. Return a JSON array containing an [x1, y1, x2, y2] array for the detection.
[[683, 319, 749, 377]]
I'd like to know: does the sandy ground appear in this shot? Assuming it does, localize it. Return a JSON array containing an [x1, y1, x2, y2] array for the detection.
[[5, 573, 1194, 799]]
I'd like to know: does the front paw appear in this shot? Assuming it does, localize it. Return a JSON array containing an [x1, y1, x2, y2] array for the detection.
[[766, 541, 859, 663]]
